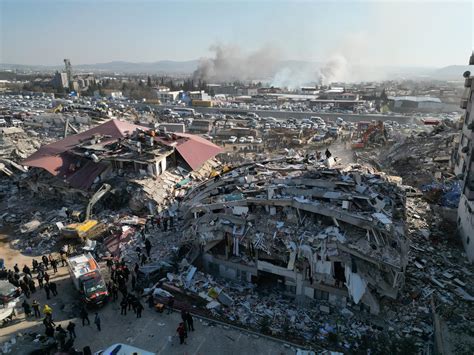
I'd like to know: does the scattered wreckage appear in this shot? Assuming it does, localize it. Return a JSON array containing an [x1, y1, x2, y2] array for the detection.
[[1, 114, 473, 352], [177, 159, 409, 315]]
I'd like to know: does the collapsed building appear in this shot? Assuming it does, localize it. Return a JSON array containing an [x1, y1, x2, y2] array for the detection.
[[20, 119, 223, 207], [178, 159, 408, 314]]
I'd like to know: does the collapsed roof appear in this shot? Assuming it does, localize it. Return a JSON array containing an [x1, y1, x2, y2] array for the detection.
[[179, 159, 409, 313], [22, 119, 223, 189]]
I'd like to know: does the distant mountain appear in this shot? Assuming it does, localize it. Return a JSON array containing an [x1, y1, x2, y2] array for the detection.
[[74, 60, 199, 74], [0, 60, 200, 74], [0, 63, 62, 72], [433, 65, 471, 80], [0, 60, 470, 81]]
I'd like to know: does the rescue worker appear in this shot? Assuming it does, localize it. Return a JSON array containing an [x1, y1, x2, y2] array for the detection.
[[32, 300, 41, 318], [176, 322, 187, 345]]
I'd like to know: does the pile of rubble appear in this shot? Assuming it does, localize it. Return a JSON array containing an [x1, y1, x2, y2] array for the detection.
[[356, 123, 459, 189], [115, 158, 417, 350], [121, 156, 470, 352], [402, 196, 474, 353], [0, 127, 43, 178], [179, 158, 408, 311], [1, 114, 472, 352]]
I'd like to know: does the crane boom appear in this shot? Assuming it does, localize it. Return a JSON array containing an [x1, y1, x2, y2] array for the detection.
[[85, 183, 111, 221]]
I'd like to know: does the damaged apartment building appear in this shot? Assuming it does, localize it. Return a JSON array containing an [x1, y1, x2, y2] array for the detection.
[[20, 119, 222, 207], [179, 160, 408, 314], [454, 54, 474, 262]]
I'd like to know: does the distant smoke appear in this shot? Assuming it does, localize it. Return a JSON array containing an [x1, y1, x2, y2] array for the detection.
[[270, 66, 319, 90], [195, 38, 384, 88], [270, 55, 349, 89], [319, 55, 349, 85], [193, 44, 278, 82]]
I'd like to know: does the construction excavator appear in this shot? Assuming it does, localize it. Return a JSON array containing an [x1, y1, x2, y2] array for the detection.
[[50, 104, 63, 114], [209, 164, 232, 178], [351, 121, 385, 149], [122, 107, 140, 123], [62, 184, 111, 240]]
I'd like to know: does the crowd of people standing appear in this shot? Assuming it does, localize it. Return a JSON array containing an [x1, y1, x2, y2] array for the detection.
[[4, 226, 201, 352]]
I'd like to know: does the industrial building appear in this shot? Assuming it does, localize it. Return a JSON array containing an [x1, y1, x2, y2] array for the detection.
[[154, 88, 181, 102], [51, 59, 96, 92], [388, 96, 459, 113]]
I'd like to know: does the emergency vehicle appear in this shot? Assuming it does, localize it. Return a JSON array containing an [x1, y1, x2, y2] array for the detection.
[[67, 253, 108, 306]]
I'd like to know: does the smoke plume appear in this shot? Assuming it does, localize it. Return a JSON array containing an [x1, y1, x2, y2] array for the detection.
[[195, 36, 384, 88], [319, 55, 349, 85], [270, 55, 349, 89], [193, 44, 279, 82]]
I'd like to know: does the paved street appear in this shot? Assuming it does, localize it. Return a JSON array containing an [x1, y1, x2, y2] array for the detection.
[[0, 255, 296, 354]]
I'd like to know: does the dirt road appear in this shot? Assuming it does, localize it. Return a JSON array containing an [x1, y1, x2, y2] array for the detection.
[[0, 228, 34, 270]]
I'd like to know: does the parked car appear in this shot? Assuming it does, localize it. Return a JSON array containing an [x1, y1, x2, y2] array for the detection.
[[94, 343, 155, 355], [255, 138, 263, 144], [228, 136, 237, 143], [0, 280, 20, 305], [136, 261, 173, 288], [238, 137, 247, 143]]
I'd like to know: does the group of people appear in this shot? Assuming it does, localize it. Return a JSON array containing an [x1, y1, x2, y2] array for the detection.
[[2, 246, 86, 352], [107, 258, 144, 298], [10, 265, 59, 303], [5, 232, 204, 351], [119, 293, 144, 318], [176, 309, 195, 345], [104, 254, 198, 346], [6, 252, 64, 303], [302, 148, 333, 164], [40, 304, 77, 351], [78, 306, 101, 331], [106, 258, 145, 318]]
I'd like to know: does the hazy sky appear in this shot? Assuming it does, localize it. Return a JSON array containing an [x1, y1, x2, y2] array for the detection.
[[1, 0, 472, 67]]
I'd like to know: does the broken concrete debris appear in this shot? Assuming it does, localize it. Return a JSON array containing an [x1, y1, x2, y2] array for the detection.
[[178, 160, 408, 315], [356, 121, 459, 191], [1, 115, 473, 353]]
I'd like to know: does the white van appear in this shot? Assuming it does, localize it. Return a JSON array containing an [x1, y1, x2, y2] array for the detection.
[[94, 343, 155, 355]]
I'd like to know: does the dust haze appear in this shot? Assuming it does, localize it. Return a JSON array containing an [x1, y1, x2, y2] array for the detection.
[[193, 38, 386, 88]]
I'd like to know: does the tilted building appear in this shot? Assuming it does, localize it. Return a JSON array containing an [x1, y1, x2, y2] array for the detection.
[[454, 53, 474, 262], [178, 160, 408, 314]]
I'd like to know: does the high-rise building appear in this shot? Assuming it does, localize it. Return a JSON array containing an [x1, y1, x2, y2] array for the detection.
[[64, 58, 73, 88], [454, 52, 474, 262], [51, 71, 69, 89]]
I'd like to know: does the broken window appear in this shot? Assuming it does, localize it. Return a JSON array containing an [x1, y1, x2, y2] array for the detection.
[[333, 262, 346, 287], [314, 289, 329, 301], [208, 262, 219, 275], [286, 284, 296, 294]]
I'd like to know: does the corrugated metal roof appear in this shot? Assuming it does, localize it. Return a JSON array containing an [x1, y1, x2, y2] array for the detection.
[[22, 119, 222, 187], [174, 133, 223, 170], [66, 161, 108, 190], [388, 96, 442, 103], [22, 119, 142, 175]]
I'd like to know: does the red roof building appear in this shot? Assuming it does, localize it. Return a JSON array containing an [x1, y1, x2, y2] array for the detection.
[[22, 119, 222, 189]]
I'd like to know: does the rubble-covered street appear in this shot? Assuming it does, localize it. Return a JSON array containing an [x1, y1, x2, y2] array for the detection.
[[0, 55, 473, 355], [1, 111, 473, 354]]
